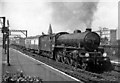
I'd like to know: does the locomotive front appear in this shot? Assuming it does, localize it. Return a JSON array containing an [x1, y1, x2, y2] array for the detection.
[[82, 30, 113, 72]]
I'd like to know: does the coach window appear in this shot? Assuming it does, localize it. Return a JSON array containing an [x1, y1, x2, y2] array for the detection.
[[31, 40, 34, 44], [35, 39, 38, 45]]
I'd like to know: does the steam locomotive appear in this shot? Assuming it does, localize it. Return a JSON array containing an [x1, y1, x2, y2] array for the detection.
[[11, 28, 113, 73]]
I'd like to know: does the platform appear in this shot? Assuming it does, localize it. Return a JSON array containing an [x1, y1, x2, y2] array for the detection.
[[1, 47, 82, 82]]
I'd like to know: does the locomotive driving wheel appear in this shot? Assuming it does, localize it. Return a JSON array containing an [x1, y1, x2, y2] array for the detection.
[[55, 51, 61, 62], [72, 60, 78, 69], [81, 63, 87, 70], [64, 57, 70, 64], [60, 56, 65, 63], [69, 59, 74, 66]]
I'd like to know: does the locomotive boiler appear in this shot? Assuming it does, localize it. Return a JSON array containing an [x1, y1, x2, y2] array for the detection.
[[55, 29, 100, 51]]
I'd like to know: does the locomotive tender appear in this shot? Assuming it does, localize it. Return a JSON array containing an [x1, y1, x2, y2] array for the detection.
[[11, 28, 113, 73]]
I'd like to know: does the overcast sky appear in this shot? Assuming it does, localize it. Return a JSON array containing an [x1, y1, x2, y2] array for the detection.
[[0, 0, 119, 37]]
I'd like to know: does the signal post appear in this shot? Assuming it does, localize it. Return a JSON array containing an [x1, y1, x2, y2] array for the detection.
[[6, 24, 10, 66], [0, 17, 10, 66]]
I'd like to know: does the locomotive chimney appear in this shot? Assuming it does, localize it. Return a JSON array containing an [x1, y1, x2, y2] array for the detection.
[[48, 24, 53, 35], [86, 28, 92, 32]]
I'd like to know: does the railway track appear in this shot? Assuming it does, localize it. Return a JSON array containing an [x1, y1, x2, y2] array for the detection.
[[100, 62, 120, 79], [66, 69, 118, 83], [102, 71, 120, 80], [112, 63, 120, 72], [11, 45, 119, 83]]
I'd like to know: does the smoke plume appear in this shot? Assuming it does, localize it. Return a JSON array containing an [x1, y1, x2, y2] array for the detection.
[[50, 2, 99, 32]]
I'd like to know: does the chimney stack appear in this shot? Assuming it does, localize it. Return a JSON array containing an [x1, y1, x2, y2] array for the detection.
[[48, 24, 53, 35]]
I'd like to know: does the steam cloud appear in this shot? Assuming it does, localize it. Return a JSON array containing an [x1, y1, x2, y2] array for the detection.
[[50, 2, 99, 31]]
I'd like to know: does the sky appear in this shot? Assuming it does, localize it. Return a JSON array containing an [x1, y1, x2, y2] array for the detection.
[[0, 0, 119, 38]]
